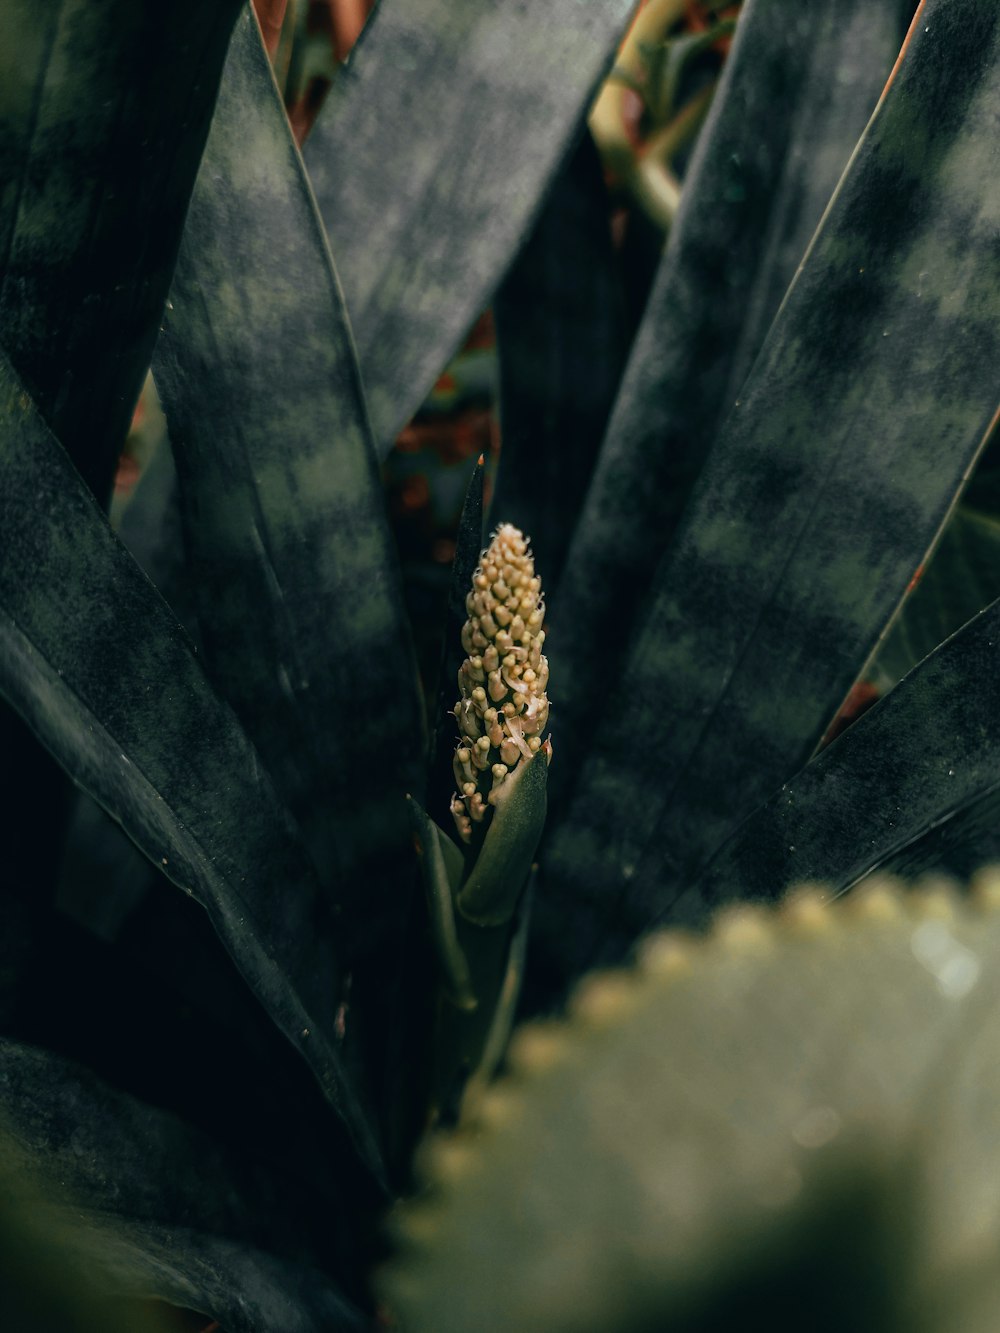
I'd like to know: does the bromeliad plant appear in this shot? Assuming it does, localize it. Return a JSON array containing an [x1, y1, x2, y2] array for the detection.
[[6, 0, 1000, 1327]]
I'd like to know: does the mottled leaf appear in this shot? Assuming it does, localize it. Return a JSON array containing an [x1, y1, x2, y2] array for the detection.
[[0, 0, 241, 499], [550, 0, 904, 797], [153, 12, 424, 958], [540, 0, 1000, 977], [0, 350, 382, 1183], [303, 0, 636, 452], [872, 506, 1000, 687], [0, 0, 242, 945], [690, 597, 1000, 916]]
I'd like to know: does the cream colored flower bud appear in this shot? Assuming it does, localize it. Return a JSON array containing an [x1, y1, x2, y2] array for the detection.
[[450, 524, 553, 843]]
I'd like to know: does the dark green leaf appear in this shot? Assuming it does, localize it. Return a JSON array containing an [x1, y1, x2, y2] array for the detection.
[[871, 506, 1000, 687], [0, 1042, 363, 1331], [549, 0, 904, 800], [459, 752, 548, 928], [689, 597, 1000, 917], [303, 0, 636, 452], [0, 0, 241, 499], [0, 350, 383, 1183], [0, 0, 241, 942], [541, 0, 1000, 975], [491, 129, 628, 598], [408, 796, 474, 1009], [153, 11, 425, 953], [0, 888, 378, 1248]]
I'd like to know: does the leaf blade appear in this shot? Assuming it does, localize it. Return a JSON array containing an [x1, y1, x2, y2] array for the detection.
[[303, 0, 636, 452], [542, 0, 1000, 973], [0, 1041, 364, 1332], [153, 9, 425, 930], [0, 350, 383, 1182]]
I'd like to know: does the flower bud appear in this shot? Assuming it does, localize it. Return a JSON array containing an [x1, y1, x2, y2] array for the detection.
[[450, 524, 552, 843]]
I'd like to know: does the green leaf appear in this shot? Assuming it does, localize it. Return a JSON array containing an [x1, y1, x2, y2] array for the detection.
[[0, 0, 242, 946], [0, 350, 383, 1184], [408, 797, 474, 1010], [459, 752, 548, 929], [0, 0, 241, 500], [690, 594, 1000, 915], [871, 505, 1000, 687], [491, 130, 629, 599], [549, 0, 903, 800], [303, 0, 636, 452], [0, 1042, 364, 1331], [151, 12, 427, 1115], [542, 0, 1000, 975], [385, 885, 1000, 1332]]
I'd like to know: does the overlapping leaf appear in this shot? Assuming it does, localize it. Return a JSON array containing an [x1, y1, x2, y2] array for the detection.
[[152, 16, 429, 1147], [690, 596, 1000, 915], [153, 10, 423, 932], [0, 349, 383, 1182], [549, 0, 904, 794], [0, 0, 242, 920], [0, 1042, 363, 1331], [0, 0, 241, 499], [540, 0, 1000, 977], [303, 0, 635, 452]]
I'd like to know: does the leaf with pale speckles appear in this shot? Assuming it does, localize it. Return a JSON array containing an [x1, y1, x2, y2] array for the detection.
[[548, 0, 905, 807], [0, 0, 242, 953]]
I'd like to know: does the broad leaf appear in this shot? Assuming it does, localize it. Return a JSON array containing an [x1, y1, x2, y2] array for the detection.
[[303, 0, 636, 452], [0, 0, 241, 499], [549, 0, 904, 798], [0, 350, 383, 1183], [0, 0, 242, 944], [491, 129, 628, 599], [0, 887, 378, 1244], [153, 11, 425, 968], [690, 597, 1000, 916], [0, 1042, 364, 1331], [540, 0, 1000, 977]]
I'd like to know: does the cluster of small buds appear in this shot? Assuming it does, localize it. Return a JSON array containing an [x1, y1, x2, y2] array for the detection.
[[450, 524, 552, 844]]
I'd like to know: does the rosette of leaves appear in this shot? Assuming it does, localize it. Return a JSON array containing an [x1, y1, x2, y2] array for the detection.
[[5, 0, 1000, 1327]]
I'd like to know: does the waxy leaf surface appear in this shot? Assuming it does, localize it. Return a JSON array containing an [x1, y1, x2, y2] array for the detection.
[[154, 11, 424, 967], [541, 0, 1000, 975], [0, 351, 383, 1182], [304, 0, 635, 451]]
